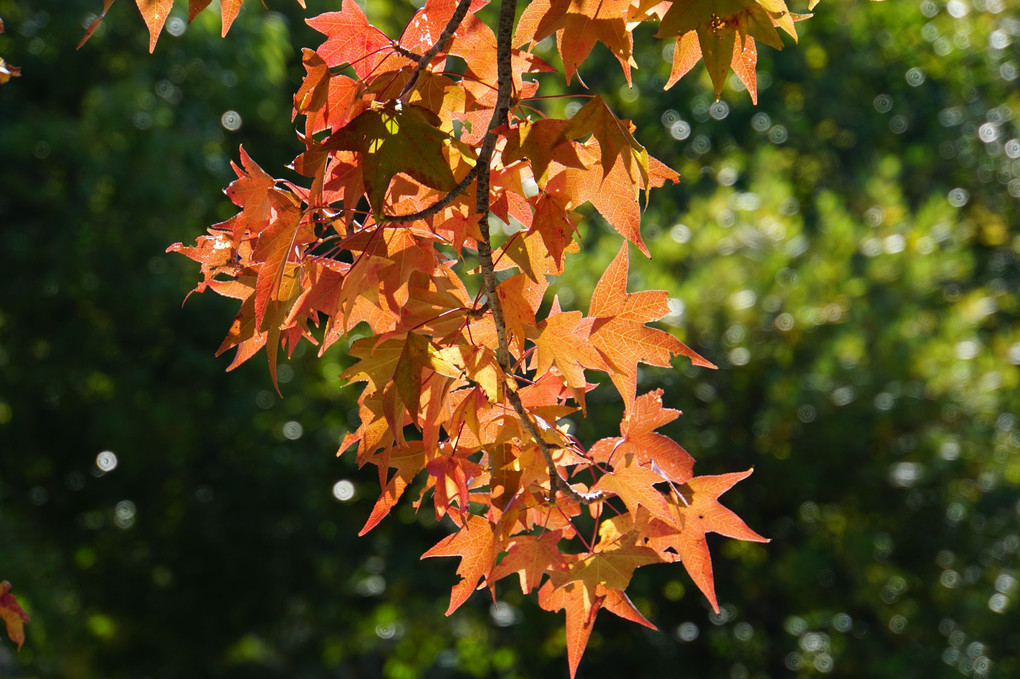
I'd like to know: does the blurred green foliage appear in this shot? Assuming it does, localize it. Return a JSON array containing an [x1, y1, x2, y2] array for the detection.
[[0, 1, 1017, 678]]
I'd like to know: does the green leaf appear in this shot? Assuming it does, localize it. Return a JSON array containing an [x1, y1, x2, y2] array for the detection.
[[326, 103, 465, 212]]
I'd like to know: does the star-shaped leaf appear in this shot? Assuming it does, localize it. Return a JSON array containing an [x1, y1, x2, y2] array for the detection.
[[651, 469, 769, 612], [307, 0, 404, 79], [592, 465, 673, 523], [421, 514, 496, 615], [491, 530, 569, 593], [589, 245, 715, 409], [532, 309, 606, 410]]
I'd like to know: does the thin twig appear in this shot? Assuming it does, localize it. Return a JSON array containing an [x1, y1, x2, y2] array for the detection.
[[398, 0, 475, 105], [383, 164, 479, 223], [392, 44, 423, 61]]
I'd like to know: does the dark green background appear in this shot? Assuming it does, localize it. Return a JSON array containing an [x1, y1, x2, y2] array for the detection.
[[0, 1, 1017, 677]]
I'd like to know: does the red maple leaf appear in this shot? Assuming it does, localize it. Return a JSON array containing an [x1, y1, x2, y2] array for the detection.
[[307, 0, 408, 79]]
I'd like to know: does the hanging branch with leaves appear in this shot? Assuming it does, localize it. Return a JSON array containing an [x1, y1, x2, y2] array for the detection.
[[82, 0, 825, 673]]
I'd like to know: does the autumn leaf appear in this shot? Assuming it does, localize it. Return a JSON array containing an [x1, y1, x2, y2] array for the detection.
[[78, 0, 117, 49], [666, 30, 759, 102], [0, 56, 20, 84], [589, 390, 696, 484], [651, 469, 769, 612], [531, 309, 606, 410], [135, 0, 172, 52], [225, 146, 277, 239], [252, 190, 312, 332], [425, 451, 485, 520], [538, 579, 596, 679], [0, 581, 29, 650], [307, 0, 406, 79], [602, 588, 657, 630], [327, 103, 466, 212], [515, 0, 635, 84], [400, 0, 495, 83], [529, 188, 582, 266], [539, 567, 658, 679], [657, 0, 805, 98], [491, 530, 569, 593], [421, 514, 496, 615], [591, 465, 673, 523], [188, 0, 213, 22], [360, 444, 427, 535], [341, 336, 406, 394], [219, 0, 245, 37], [502, 118, 591, 186], [562, 145, 649, 256], [497, 273, 545, 356], [568, 545, 663, 593], [589, 245, 715, 409], [565, 96, 648, 184]]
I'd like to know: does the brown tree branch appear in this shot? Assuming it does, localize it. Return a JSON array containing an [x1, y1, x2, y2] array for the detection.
[[382, 164, 479, 223], [382, 0, 481, 224], [473, 0, 602, 506]]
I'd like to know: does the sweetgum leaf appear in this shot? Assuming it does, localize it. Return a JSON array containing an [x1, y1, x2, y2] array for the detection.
[[421, 514, 496, 615], [589, 245, 715, 409], [327, 103, 464, 212]]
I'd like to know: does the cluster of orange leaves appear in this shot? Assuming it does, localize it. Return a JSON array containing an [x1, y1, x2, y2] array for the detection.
[[156, 0, 813, 673]]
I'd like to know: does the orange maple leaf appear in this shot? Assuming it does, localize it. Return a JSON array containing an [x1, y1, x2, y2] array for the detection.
[[589, 389, 695, 484], [657, 0, 806, 98], [327, 103, 464, 212], [135, 0, 172, 53], [589, 245, 714, 410], [515, 0, 635, 84], [421, 514, 497, 615], [225, 146, 277, 240], [490, 529, 569, 593], [563, 147, 649, 256], [531, 308, 606, 411], [652, 469, 769, 612], [666, 30, 759, 103], [592, 464, 674, 523], [539, 569, 657, 678], [503, 119, 591, 186], [360, 445, 427, 535], [252, 190, 312, 332]]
